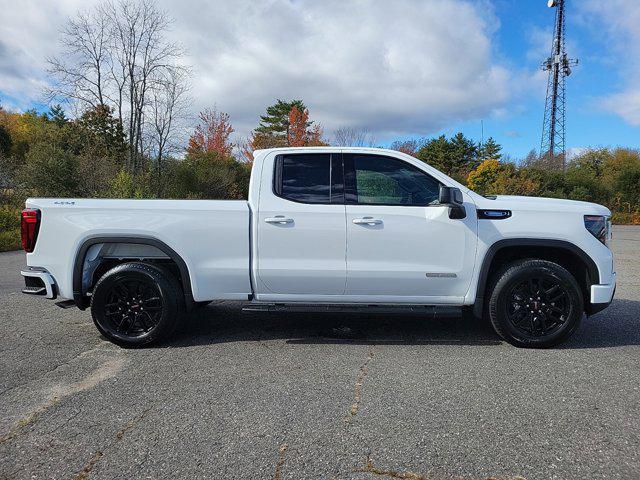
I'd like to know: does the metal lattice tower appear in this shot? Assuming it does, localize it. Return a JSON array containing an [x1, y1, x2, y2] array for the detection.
[[540, 0, 578, 170]]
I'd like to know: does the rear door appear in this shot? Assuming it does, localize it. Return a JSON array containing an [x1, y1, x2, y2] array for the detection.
[[256, 152, 346, 295], [343, 153, 477, 302]]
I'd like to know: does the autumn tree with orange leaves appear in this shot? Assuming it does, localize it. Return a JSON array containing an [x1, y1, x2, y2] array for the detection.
[[287, 106, 325, 147], [187, 107, 234, 157]]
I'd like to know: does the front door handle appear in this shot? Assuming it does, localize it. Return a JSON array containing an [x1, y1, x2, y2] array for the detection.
[[265, 216, 294, 224], [352, 217, 382, 226]]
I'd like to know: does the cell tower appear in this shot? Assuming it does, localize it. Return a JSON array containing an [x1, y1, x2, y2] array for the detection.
[[540, 0, 578, 170]]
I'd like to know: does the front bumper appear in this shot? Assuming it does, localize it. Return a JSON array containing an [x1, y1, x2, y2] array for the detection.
[[21, 268, 57, 299], [587, 272, 616, 315]]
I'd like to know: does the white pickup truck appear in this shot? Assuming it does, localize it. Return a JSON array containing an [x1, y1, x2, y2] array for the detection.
[[20, 147, 616, 348]]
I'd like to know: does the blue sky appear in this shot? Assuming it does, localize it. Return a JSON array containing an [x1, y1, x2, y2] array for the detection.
[[0, 0, 638, 161], [440, 0, 640, 159]]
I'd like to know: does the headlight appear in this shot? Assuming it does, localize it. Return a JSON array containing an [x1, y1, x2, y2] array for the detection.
[[584, 215, 611, 246]]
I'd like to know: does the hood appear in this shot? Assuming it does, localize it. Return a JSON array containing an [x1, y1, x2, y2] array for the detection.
[[473, 194, 611, 216]]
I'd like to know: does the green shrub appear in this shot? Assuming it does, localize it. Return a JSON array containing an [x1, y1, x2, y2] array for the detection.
[[612, 211, 640, 225], [19, 143, 80, 197], [108, 169, 156, 199], [0, 204, 20, 252], [165, 152, 250, 200]]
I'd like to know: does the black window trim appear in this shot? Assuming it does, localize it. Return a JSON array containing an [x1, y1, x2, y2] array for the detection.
[[272, 152, 344, 205], [343, 153, 444, 207]]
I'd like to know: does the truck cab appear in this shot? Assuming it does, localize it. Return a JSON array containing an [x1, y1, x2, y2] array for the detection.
[[250, 148, 478, 304]]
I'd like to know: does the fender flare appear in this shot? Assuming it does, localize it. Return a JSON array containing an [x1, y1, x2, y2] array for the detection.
[[472, 238, 600, 318], [72, 235, 194, 310]]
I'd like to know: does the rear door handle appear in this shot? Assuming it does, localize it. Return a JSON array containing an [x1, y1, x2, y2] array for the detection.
[[265, 216, 294, 224], [352, 217, 382, 226]]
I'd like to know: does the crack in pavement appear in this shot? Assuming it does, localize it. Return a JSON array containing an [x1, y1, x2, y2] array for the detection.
[[0, 357, 124, 445], [353, 456, 426, 479], [272, 443, 289, 480], [43, 409, 82, 437], [72, 452, 104, 480], [0, 341, 115, 397], [0, 396, 61, 445], [344, 349, 375, 425], [353, 456, 530, 480], [71, 407, 152, 480]]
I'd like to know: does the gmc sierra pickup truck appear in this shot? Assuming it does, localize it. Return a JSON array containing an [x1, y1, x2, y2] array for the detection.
[[20, 147, 616, 348]]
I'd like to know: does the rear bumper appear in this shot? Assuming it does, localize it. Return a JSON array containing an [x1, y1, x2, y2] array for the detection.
[[587, 272, 616, 315], [21, 268, 57, 299]]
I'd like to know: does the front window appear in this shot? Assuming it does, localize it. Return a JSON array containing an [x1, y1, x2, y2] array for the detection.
[[345, 154, 442, 206]]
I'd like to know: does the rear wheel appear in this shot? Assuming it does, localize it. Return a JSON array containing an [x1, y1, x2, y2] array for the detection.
[[90, 262, 182, 347], [488, 259, 583, 348]]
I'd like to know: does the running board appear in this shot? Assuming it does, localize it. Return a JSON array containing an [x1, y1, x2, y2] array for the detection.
[[242, 303, 461, 318], [55, 300, 77, 309]]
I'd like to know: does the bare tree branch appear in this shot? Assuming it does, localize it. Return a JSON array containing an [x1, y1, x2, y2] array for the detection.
[[149, 66, 190, 171], [46, 0, 187, 173], [333, 126, 377, 147]]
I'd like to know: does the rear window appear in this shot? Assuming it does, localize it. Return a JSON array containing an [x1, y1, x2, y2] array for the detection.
[[274, 154, 332, 204]]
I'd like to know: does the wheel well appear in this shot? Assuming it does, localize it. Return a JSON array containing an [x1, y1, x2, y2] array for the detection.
[[89, 257, 183, 294], [73, 237, 194, 311], [473, 240, 599, 318]]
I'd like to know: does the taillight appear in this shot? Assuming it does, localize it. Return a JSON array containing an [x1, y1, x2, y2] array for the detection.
[[21, 209, 41, 253]]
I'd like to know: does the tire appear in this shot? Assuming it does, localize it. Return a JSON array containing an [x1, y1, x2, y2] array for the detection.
[[90, 262, 182, 347], [487, 259, 583, 348]]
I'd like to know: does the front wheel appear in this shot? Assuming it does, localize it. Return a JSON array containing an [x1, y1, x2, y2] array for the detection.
[[90, 262, 182, 347], [488, 259, 584, 348]]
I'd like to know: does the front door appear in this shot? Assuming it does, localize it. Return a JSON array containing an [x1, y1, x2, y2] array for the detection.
[[257, 152, 346, 296], [343, 153, 477, 302]]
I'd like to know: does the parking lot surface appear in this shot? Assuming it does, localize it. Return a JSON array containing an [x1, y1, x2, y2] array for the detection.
[[1, 226, 639, 479]]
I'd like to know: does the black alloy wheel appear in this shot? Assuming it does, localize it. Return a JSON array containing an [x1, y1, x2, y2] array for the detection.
[[91, 262, 182, 347], [103, 277, 163, 337], [488, 259, 584, 348], [506, 275, 571, 338]]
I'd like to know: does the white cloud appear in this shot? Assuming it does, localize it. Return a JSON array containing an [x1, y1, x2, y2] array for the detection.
[[566, 146, 587, 161], [601, 92, 640, 126], [0, 0, 92, 109], [0, 0, 513, 140], [526, 26, 552, 63], [580, 0, 640, 126]]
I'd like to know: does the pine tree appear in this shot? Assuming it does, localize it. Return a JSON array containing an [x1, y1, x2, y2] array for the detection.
[[479, 137, 502, 160], [416, 135, 454, 174], [255, 99, 309, 145], [48, 105, 68, 127], [449, 132, 478, 172]]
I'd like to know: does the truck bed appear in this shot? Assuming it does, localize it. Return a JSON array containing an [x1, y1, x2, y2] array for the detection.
[[24, 198, 252, 302]]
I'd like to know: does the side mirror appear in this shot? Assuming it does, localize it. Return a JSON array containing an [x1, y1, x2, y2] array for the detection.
[[439, 186, 466, 220]]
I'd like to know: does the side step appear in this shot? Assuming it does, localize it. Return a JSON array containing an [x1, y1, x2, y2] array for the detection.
[[22, 285, 46, 295], [242, 303, 461, 318], [21, 269, 57, 299]]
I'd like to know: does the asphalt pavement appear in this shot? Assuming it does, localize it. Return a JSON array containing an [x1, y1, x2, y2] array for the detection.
[[1, 226, 639, 479]]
